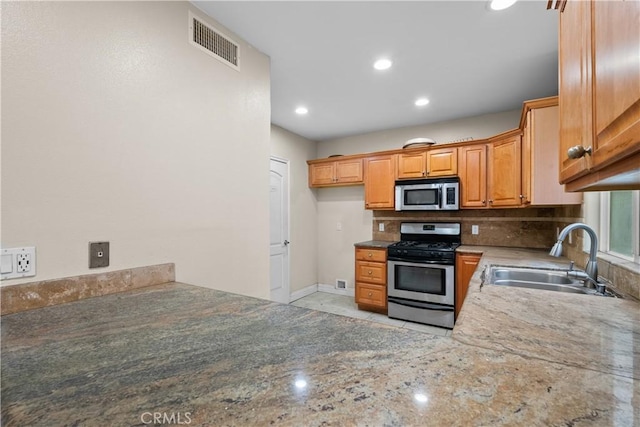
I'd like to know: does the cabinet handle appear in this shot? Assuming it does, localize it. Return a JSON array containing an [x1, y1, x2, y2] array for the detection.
[[368, 253, 373, 257], [368, 270, 373, 275], [482, 200, 486, 206], [422, 171, 426, 176], [368, 292, 373, 297], [488, 199, 493, 204], [567, 145, 592, 159]]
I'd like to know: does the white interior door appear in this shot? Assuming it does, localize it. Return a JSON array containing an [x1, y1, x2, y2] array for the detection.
[[269, 157, 290, 303]]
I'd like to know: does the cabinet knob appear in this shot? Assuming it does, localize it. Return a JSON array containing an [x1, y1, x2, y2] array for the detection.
[[422, 171, 426, 176], [488, 199, 493, 204], [567, 145, 592, 159], [368, 270, 373, 275], [481, 200, 486, 205], [368, 253, 373, 257], [368, 292, 373, 297]]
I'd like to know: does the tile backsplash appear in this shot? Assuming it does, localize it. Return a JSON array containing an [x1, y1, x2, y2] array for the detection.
[[373, 206, 581, 249], [372, 205, 639, 300]]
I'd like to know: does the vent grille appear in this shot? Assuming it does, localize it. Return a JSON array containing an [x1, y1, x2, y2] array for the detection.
[[189, 13, 239, 70]]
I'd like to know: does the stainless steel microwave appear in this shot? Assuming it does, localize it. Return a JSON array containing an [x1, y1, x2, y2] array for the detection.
[[395, 177, 460, 211]]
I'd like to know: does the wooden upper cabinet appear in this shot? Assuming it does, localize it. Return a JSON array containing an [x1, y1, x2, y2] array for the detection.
[[459, 144, 488, 208], [556, 0, 640, 190], [427, 147, 458, 177], [364, 155, 396, 210], [309, 158, 363, 187], [521, 99, 582, 206], [558, 0, 593, 184], [487, 134, 522, 208], [397, 147, 457, 179], [590, 1, 640, 170], [397, 151, 427, 179]]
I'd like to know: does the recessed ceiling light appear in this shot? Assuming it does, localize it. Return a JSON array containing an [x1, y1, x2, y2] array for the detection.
[[373, 58, 393, 70], [490, 0, 517, 11], [295, 106, 308, 115], [415, 98, 430, 107]]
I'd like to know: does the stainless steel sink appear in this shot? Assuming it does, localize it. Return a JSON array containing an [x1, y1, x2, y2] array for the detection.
[[484, 265, 613, 296], [490, 268, 580, 285], [491, 279, 591, 294]]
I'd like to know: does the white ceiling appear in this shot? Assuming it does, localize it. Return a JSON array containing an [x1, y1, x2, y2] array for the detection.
[[193, 1, 559, 141]]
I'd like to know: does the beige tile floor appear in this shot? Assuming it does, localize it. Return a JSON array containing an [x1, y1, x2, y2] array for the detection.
[[291, 291, 452, 337]]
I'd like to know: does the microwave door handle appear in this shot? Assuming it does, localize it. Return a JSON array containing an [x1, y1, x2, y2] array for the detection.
[[438, 185, 443, 209]]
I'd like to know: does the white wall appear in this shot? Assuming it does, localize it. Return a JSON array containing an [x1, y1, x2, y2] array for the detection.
[[317, 109, 520, 157], [1, 2, 271, 298], [315, 110, 521, 288], [270, 125, 318, 293]]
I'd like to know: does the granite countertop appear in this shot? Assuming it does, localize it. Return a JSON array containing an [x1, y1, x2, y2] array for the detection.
[[2, 247, 639, 425], [354, 240, 394, 248], [454, 245, 640, 380]]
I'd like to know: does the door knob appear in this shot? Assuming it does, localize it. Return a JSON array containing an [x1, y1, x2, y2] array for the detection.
[[283, 240, 290, 246], [567, 145, 592, 159]]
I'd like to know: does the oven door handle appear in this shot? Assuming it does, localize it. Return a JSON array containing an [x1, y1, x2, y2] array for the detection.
[[388, 297, 454, 311]]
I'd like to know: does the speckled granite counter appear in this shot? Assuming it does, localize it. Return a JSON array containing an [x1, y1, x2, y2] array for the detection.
[[354, 240, 394, 248], [454, 246, 640, 380], [2, 248, 639, 425]]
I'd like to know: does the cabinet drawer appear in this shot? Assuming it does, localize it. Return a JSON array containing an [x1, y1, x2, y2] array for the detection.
[[355, 261, 387, 284], [355, 248, 387, 263], [355, 282, 386, 308]]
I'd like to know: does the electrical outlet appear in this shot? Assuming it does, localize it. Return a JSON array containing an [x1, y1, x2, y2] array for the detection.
[[89, 242, 110, 268], [16, 253, 31, 273], [378, 223, 385, 232], [472, 225, 479, 235], [0, 247, 36, 280]]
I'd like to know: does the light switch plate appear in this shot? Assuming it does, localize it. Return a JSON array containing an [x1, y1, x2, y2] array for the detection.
[[89, 242, 109, 268]]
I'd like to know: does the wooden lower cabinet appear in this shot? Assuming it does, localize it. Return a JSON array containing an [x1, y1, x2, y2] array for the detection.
[[455, 252, 482, 319], [355, 247, 387, 311]]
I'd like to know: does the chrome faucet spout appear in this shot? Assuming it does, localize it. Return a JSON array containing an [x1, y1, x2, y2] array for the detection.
[[549, 223, 599, 284]]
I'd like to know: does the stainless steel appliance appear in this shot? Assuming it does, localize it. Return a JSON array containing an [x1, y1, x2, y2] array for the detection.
[[387, 222, 461, 329], [395, 177, 459, 211]]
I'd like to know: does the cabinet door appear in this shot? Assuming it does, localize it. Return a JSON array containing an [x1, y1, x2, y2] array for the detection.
[[427, 147, 458, 177], [558, 0, 593, 183], [355, 261, 387, 285], [397, 151, 427, 179], [309, 163, 336, 187], [488, 136, 522, 208], [458, 144, 487, 208], [364, 155, 396, 210], [591, 0, 640, 168], [455, 253, 481, 319], [335, 159, 363, 184], [526, 105, 583, 205], [355, 248, 387, 263], [355, 282, 387, 308]]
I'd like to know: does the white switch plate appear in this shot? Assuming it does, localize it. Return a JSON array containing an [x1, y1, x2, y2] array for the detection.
[[1, 247, 36, 280], [471, 225, 479, 235], [378, 223, 385, 232]]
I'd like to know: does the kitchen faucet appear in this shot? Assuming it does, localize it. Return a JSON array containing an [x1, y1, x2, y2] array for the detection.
[[550, 223, 605, 294]]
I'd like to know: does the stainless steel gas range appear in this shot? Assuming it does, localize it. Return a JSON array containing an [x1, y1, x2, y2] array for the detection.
[[387, 222, 461, 329]]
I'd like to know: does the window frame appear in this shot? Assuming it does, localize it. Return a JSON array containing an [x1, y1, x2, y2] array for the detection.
[[596, 190, 640, 263]]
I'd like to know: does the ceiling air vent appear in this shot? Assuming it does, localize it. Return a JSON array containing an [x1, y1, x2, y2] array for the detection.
[[189, 12, 240, 71]]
